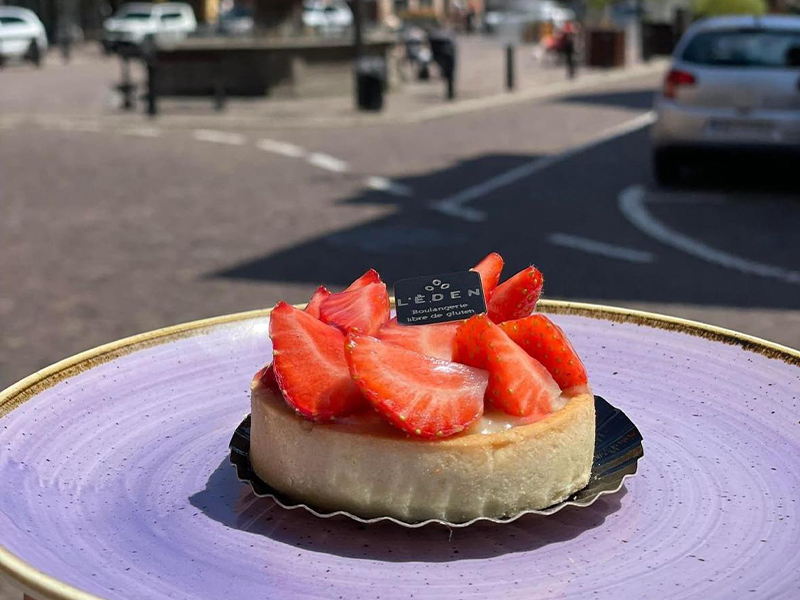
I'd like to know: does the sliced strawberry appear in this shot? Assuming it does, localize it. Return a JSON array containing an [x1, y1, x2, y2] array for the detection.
[[499, 315, 588, 391], [487, 266, 544, 323], [320, 281, 390, 336], [254, 363, 277, 388], [269, 302, 368, 420], [304, 285, 331, 318], [345, 268, 381, 291], [454, 315, 560, 420], [253, 286, 332, 388], [377, 318, 459, 361], [471, 252, 504, 300], [345, 333, 487, 438]]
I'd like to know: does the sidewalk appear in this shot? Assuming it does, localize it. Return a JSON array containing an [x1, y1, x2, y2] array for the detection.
[[0, 36, 668, 131]]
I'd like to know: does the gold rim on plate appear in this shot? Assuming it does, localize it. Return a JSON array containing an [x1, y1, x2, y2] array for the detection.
[[1, 300, 798, 600]]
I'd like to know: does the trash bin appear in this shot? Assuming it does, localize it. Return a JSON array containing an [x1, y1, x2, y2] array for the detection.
[[356, 56, 386, 112], [585, 29, 626, 68]]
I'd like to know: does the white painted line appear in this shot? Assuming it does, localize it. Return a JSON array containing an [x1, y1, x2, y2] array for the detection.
[[45, 120, 101, 133], [619, 185, 800, 285], [122, 127, 161, 138], [365, 176, 413, 197], [548, 232, 656, 263], [430, 112, 656, 222], [192, 129, 245, 145], [307, 152, 349, 173], [0, 117, 23, 130], [256, 138, 306, 158]]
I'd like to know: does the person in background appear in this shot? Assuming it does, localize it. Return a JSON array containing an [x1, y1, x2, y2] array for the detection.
[[562, 21, 578, 79], [57, 20, 75, 63], [465, 2, 476, 34]]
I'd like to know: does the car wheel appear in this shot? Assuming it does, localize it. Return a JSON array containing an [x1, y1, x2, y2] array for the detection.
[[26, 40, 42, 67], [653, 149, 681, 187]]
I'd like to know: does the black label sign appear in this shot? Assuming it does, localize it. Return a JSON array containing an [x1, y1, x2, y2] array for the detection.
[[394, 271, 486, 326]]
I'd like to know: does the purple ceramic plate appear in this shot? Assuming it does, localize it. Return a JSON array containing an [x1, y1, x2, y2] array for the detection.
[[1, 301, 799, 600]]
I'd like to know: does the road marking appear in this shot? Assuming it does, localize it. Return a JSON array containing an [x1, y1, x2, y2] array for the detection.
[[548, 232, 655, 263], [192, 129, 246, 145], [307, 152, 349, 173], [619, 185, 800, 285], [256, 138, 306, 158], [0, 117, 23, 130], [430, 112, 656, 222], [122, 127, 161, 138], [47, 120, 102, 133], [365, 176, 413, 197]]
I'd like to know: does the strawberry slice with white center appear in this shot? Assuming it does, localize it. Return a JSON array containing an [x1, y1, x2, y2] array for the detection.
[[270, 302, 368, 420], [454, 314, 560, 420], [252, 363, 278, 391], [253, 286, 332, 389], [499, 315, 589, 392], [487, 266, 544, 323], [377, 318, 459, 361], [345, 268, 381, 290], [345, 333, 487, 438], [471, 252, 504, 300], [320, 281, 390, 336], [304, 285, 331, 318]]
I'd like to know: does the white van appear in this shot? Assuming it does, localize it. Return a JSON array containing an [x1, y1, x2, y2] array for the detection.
[[0, 7, 48, 65], [102, 2, 197, 53]]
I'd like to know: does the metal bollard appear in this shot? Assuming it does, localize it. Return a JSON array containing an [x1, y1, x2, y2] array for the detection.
[[505, 45, 515, 91], [118, 56, 135, 111], [146, 60, 158, 117]]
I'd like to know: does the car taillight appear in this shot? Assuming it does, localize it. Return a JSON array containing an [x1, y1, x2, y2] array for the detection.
[[663, 69, 696, 99]]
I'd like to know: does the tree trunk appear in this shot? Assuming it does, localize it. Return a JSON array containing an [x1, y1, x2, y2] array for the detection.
[[254, 0, 303, 35]]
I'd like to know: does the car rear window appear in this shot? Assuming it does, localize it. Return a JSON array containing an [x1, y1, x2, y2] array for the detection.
[[120, 11, 153, 20], [682, 29, 800, 68], [0, 16, 27, 25]]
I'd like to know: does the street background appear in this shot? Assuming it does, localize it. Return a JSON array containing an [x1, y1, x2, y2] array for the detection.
[[1, 32, 800, 600]]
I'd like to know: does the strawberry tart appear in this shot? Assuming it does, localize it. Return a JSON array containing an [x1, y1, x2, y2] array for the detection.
[[249, 254, 595, 522]]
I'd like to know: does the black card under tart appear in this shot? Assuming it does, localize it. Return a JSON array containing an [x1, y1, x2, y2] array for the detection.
[[229, 395, 644, 527], [393, 271, 486, 326]]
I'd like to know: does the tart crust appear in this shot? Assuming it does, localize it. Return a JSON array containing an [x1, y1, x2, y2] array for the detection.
[[250, 385, 595, 522]]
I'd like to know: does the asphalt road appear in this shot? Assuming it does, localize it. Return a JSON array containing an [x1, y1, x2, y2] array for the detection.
[[2, 66, 799, 398], [1, 48, 800, 600]]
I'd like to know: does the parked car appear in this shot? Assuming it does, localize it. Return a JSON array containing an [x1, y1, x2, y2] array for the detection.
[[217, 4, 254, 36], [101, 2, 197, 53], [484, 0, 574, 34], [0, 6, 47, 66], [652, 15, 800, 185], [302, 1, 353, 32]]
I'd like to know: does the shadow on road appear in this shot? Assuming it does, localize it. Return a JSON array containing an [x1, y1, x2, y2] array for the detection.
[[672, 154, 800, 194], [213, 128, 800, 309], [554, 90, 656, 111]]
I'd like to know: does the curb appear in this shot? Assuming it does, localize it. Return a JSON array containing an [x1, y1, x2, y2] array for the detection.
[[1, 60, 668, 132]]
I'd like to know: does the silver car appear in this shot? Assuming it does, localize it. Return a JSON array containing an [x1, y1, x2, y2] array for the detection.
[[651, 15, 800, 185]]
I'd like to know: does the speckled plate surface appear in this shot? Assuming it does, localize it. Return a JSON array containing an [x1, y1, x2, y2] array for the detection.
[[1, 302, 799, 600]]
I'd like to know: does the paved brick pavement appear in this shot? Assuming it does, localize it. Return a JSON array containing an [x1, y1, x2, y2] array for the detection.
[[0, 38, 667, 129]]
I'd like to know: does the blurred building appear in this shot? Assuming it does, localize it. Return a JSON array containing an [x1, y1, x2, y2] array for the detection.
[[0, 0, 489, 40], [377, 0, 485, 21]]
